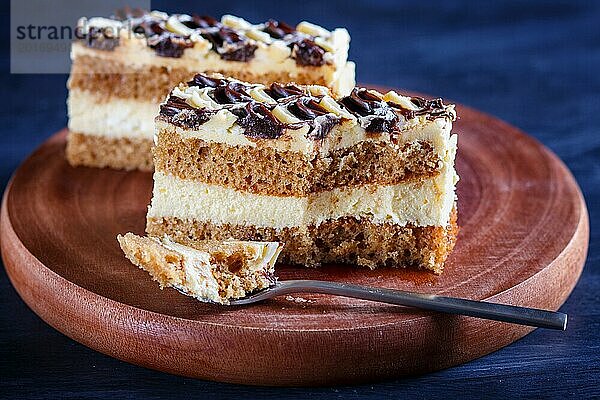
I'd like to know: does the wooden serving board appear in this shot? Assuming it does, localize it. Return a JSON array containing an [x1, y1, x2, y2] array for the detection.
[[1, 98, 588, 386]]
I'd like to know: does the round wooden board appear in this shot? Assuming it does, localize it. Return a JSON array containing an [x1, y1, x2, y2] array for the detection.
[[1, 96, 588, 386]]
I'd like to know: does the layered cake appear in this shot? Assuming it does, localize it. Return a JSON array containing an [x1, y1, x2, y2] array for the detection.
[[118, 232, 282, 304], [67, 10, 354, 171], [146, 73, 458, 273]]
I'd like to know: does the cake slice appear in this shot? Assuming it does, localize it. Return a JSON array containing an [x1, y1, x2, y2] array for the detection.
[[67, 10, 355, 171], [117, 232, 282, 304], [146, 73, 459, 273]]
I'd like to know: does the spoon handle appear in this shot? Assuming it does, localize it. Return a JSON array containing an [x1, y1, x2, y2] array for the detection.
[[270, 280, 567, 330]]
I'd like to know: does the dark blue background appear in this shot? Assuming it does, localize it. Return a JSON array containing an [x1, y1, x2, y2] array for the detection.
[[1, 1, 598, 398]]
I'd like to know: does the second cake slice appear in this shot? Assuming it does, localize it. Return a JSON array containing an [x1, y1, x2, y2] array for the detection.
[[67, 10, 354, 171]]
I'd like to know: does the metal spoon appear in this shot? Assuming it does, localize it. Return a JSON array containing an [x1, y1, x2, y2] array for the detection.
[[229, 280, 567, 330]]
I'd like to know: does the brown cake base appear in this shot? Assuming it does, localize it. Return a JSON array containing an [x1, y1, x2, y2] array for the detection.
[[147, 208, 458, 274], [154, 128, 441, 196], [69, 54, 342, 104], [66, 132, 153, 171]]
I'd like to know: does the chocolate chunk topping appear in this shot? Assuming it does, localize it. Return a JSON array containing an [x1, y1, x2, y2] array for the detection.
[[147, 33, 194, 58], [84, 27, 120, 51], [293, 39, 326, 66], [231, 103, 284, 139], [263, 19, 296, 39]]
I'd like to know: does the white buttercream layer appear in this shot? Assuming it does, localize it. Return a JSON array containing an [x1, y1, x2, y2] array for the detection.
[[68, 89, 157, 139], [148, 134, 458, 229]]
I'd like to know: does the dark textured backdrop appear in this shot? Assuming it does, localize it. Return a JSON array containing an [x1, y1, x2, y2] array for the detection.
[[1, 0, 598, 398]]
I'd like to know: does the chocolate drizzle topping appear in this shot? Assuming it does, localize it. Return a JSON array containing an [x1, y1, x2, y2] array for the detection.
[[147, 33, 194, 58], [190, 15, 220, 29], [393, 97, 452, 121], [309, 115, 341, 140], [265, 83, 306, 99], [287, 97, 341, 138], [80, 11, 331, 63], [339, 88, 382, 116], [288, 97, 329, 119], [212, 82, 252, 104], [263, 19, 295, 39], [131, 15, 164, 37], [293, 38, 326, 66], [159, 74, 454, 141], [187, 73, 222, 88], [231, 103, 284, 139], [128, 15, 198, 58], [340, 88, 398, 132], [199, 26, 258, 61], [84, 27, 120, 51], [261, 19, 329, 66], [159, 95, 210, 130]]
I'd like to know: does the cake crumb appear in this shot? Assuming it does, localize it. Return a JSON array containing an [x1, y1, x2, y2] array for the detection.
[[285, 295, 315, 304]]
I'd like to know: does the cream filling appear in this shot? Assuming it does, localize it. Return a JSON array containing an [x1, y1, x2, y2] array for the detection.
[[68, 89, 158, 139], [71, 39, 355, 96], [155, 236, 281, 304], [148, 135, 458, 229]]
